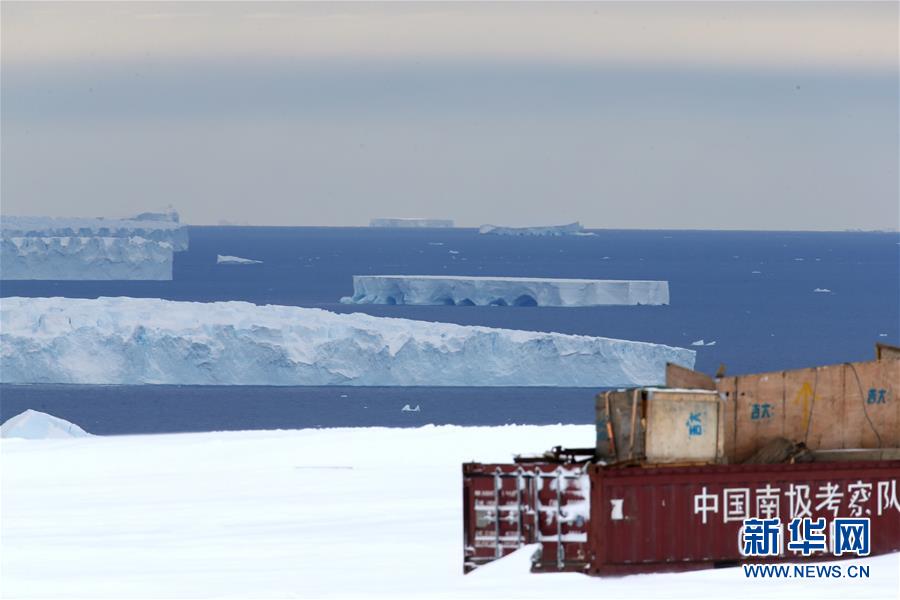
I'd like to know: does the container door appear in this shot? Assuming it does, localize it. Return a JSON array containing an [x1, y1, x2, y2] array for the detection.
[[463, 463, 590, 573]]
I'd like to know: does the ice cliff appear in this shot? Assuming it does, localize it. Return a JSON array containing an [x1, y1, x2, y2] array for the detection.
[[478, 222, 588, 236], [1, 216, 188, 251], [0, 297, 694, 386], [1, 237, 174, 280], [1, 215, 188, 280], [370, 218, 454, 228], [1, 410, 91, 439], [341, 276, 670, 307]]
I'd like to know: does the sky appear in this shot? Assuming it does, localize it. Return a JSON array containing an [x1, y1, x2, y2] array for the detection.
[[1, 2, 897, 229]]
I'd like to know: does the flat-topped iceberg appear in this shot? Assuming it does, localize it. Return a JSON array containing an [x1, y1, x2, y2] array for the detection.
[[479, 222, 589, 236], [131, 206, 180, 223], [0, 297, 694, 386], [370, 218, 454, 228], [1, 236, 173, 280], [1, 409, 91, 439], [341, 275, 669, 307], [2, 215, 189, 251], [217, 254, 262, 265], [1, 214, 188, 280]]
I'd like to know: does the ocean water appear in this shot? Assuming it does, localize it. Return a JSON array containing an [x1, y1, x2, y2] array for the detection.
[[2, 227, 898, 433]]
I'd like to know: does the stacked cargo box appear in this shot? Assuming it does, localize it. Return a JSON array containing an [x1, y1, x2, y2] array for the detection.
[[463, 344, 900, 575]]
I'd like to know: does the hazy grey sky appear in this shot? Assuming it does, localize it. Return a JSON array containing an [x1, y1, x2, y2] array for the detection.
[[2, 2, 897, 229]]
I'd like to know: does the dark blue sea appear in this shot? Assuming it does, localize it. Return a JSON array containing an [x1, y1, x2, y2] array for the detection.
[[2, 227, 898, 433]]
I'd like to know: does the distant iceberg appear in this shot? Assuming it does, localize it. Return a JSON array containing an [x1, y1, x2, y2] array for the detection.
[[1, 236, 174, 280], [341, 275, 669, 307], [0, 297, 694, 387], [1, 409, 91, 439], [131, 206, 180, 223], [1, 215, 188, 251], [1, 214, 188, 281], [217, 254, 262, 265], [478, 222, 589, 236], [370, 218, 454, 228]]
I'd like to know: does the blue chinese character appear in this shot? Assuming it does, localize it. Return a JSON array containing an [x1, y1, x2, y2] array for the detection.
[[787, 517, 827, 556], [833, 518, 870, 557], [750, 403, 773, 420], [867, 389, 887, 405], [685, 412, 703, 437], [741, 518, 782, 556]]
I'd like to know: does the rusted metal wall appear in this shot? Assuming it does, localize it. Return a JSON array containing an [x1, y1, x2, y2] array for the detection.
[[462, 463, 590, 573], [589, 460, 900, 575], [718, 358, 900, 463], [463, 460, 900, 575]]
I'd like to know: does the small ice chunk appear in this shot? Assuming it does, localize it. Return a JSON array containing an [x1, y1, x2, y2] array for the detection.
[[217, 255, 262, 265], [813, 288, 831, 293], [401, 404, 421, 412], [691, 339, 705, 346]]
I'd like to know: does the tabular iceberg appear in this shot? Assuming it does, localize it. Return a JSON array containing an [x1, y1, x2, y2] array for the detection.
[[370, 218, 454, 228], [0, 297, 694, 386], [478, 222, 589, 236], [2, 216, 189, 251], [1, 237, 173, 280], [1, 214, 188, 280], [341, 276, 670, 307]]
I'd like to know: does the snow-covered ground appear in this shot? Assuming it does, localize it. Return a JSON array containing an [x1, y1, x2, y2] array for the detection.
[[0, 297, 694, 386], [2, 425, 896, 599], [342, 275, 669, 307]]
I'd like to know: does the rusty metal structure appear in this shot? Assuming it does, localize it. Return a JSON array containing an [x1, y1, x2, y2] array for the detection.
[[463, 344, 900, 575]]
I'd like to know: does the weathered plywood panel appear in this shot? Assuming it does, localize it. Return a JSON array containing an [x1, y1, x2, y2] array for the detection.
[[731, 371, 787, 463], [718, 377, 738, 461], [876, 342, 900, 361], [849, 359, 899, 448], [717, 358, 900, 463], [665, 363, 716, 390], [596, 390, 643, 462], [645, 391, 720, 463], [786, 363, 844, 450]]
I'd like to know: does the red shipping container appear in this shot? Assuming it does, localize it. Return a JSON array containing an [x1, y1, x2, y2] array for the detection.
[[463, 460, 900, 575]]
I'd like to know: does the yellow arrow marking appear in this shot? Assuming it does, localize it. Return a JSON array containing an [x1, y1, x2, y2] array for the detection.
[[794, 381, 815, 426]]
